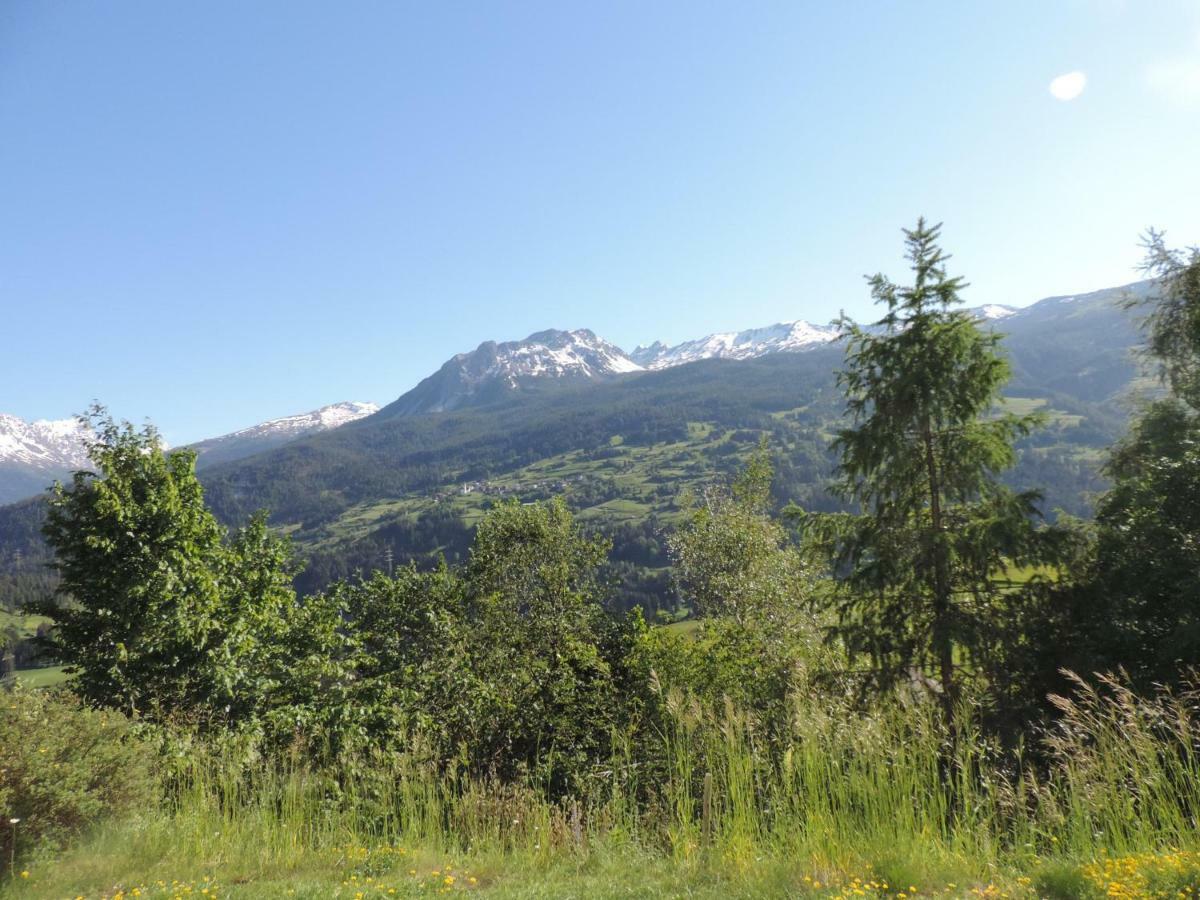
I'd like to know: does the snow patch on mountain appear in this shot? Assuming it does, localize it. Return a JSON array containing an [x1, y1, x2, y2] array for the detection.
[[971, 304, 1018, 320], [631, 320, 840, 370], [465, 329, 643, 384], [216, 401, 379, 441]]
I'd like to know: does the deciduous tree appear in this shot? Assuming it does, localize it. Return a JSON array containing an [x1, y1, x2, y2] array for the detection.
[[35, 407, 296, 724]]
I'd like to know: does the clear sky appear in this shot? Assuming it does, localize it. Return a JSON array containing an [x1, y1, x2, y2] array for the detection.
[[3, 1, 1199, 443]]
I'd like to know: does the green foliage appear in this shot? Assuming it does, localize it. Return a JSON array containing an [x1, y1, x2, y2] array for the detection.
[[33, 407, 297, 724], [812, 220, 1064, 720], [253, 564, 469, 759], [661, 444, 827, 734], [1053, 234, 1200, 691], [1077, 402, 1200, 687], [669, 442, 812, 626], [1137, 231, 1200, 407], [204, 499, 644, 796], [27, 417, 647, 794], [0, 683, 158, 865], [461, 499, 644, 793]]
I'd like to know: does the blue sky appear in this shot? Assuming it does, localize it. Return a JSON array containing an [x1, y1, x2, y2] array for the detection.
[[3, 1, 1199, 443]]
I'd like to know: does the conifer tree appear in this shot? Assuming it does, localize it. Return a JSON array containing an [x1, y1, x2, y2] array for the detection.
[[815, 219, 1054, 726]]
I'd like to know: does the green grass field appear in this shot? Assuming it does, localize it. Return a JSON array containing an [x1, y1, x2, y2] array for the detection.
[[3, 664, 69, 689], [310, 423, 761, 550], [3, 842, 1061, 898], [0, 608, 51, 635]]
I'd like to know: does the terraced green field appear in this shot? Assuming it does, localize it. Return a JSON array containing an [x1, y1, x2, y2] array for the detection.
[[1003, 396, 1085, 426], [310, 421, 766, 550], [308, 395, 1097, 549]]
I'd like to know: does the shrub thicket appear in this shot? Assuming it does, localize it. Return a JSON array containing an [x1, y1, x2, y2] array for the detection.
[[0, 684, 157, 866]]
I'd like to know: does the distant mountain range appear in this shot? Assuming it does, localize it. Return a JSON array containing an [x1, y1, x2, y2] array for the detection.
[[631, 320, 841, 369], [0, 401, 378, 505], [379, 329, 640, 417], [372, 299, 1029, 417], [0, 279, 1156, 610], [0, 282, 1150, 508]]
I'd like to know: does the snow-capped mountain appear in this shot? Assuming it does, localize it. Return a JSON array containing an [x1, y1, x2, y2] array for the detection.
[[468, 328, 641, 380], [972, 304, 1018, 320], [190, 401, 380, 469], [0, 415, 93, 506], [0, 401, 380, 505], [381, 305, 1046, 419], [380, 329, 642, 417], [630, 303, 1021, 371], [631, 320, 841, 370], [196, 401, 377, 446], [0, 415, 91, 472]]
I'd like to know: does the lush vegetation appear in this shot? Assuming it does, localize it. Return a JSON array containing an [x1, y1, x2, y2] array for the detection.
[[3, 224, 1199, 898]]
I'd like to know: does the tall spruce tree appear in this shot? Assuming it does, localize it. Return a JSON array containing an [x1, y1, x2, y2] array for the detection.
[[815, 219, 1053, 725]]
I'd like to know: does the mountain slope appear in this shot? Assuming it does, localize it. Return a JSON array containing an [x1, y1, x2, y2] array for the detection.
[[379, 329, 642, 418], [191, 401, 379, 469], [997, 282, 1151, 403]]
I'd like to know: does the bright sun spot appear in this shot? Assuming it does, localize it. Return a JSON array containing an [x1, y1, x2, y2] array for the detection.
[[1049, 71, 1087, 101]]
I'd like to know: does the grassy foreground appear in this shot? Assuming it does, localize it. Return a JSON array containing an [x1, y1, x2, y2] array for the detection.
[[11, 817, 1200, 899], [9, 676, 1200, 899]]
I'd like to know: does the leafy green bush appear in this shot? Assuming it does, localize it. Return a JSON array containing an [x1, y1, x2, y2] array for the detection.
[[0, 684, 157, 865]]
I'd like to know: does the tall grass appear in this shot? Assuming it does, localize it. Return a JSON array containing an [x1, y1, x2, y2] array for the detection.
[[10, 673, 1200, 896]]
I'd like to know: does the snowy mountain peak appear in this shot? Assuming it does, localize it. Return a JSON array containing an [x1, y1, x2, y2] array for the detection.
[[0, 414, 96, 505], [380, 329, 643, 417], [455, 329, 643, 381], [971, 304, 1018, 320], [216, 401, 379, 441], [0, 414, 92, 472], [188, 401, 380, 469], [631, 319, 840, 370], [0, 402, 381, 504]]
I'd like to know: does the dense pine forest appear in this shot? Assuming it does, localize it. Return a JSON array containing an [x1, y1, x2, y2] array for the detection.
[[3, 224, 1200, 898]]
